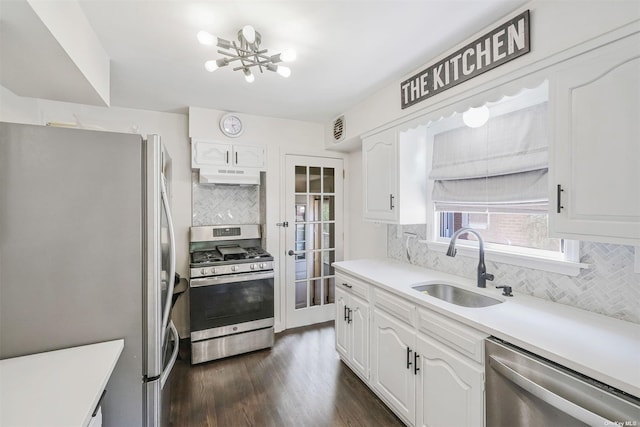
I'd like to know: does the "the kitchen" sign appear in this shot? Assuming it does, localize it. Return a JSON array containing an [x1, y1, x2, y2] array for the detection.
[[400, 10, 530, 109]]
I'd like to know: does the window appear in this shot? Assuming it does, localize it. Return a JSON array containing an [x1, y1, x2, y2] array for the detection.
[[425, 82, 582, 272], [438, 211, 562, 254]]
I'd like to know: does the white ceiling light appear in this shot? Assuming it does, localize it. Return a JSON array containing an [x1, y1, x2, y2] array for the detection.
[[197, 30, 215, 46], [198, 25, 295, 81], [243, 68, 255, 83], [463, 106, 490, 128], [204, 60, 218, 72], [277, 66, 291, 78]]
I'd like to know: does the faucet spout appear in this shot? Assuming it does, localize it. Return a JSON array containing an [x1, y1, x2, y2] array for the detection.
[[446, 227, 494, 288]]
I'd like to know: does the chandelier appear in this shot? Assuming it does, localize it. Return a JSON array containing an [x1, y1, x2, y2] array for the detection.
[[198, 25, 296, 83]]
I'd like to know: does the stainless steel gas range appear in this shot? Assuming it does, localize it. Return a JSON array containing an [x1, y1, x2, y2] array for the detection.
[[188, 224, 274, 364]]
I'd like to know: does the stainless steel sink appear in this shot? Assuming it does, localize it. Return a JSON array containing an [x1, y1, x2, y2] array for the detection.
[[412, 283, 502, 308]]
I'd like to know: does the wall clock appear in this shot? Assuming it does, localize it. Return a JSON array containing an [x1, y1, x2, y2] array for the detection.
[[219, 113, 244, 138]]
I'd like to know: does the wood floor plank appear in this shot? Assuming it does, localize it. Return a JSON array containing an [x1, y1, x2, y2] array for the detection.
[[169, 321, 404, 427]]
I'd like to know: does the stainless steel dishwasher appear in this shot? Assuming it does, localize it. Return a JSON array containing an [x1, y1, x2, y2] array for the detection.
[[485, 338, 640, 426]]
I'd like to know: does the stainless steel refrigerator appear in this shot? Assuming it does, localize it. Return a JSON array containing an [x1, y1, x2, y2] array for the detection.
[[0, 122, 178, 427]]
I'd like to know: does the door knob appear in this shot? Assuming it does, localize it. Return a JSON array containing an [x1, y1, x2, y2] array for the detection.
[[288, 250, 295, 256]]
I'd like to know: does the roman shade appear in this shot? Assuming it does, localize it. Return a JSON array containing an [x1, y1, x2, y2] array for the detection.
[[430, 102, 548, 212]]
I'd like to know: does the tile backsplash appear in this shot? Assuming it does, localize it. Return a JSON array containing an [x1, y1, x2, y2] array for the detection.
[[192, 172, 265, 226], [388, 224, 640, 324]]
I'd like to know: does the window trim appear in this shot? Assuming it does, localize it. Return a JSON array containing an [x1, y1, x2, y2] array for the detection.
[[422, 236, 587, 277], [417, 81, 589, 277]]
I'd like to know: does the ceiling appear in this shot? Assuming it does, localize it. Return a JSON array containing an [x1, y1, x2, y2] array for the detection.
[[1, 0, 528, 123]]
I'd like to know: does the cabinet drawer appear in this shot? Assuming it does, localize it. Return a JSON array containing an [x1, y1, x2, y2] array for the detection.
[[335, 272, 369, 301], [417, 307, 488, 364], [373, 287, 415, 326]]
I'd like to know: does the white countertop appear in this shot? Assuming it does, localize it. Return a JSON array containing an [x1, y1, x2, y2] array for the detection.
[[333, 258, 640, 397], [0, 339, 124, 427]]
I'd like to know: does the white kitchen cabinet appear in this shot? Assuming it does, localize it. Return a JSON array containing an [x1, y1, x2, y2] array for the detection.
[[549, 32, 640, 245], [415, 306, 487, 427], [335, 274, 370, 381], [335, 270, 489, 427], [415, 333, 484, 427], [233, 144, 266, 168], [362, 126, 426, 224], [371, 308, 416, 426], [191, 139, 266, 170]]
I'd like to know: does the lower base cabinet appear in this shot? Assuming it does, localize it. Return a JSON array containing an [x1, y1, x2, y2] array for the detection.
[[336, 273, 487, 427], [416, 334, 484, 427], [371, 308, 417, 425], [335, 278, 370, 381]]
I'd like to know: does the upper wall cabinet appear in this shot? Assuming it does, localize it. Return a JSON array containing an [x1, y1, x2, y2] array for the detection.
[[191, 139, 266, 170], [362, 127, 426, 224], [549, 33, 640, 245]]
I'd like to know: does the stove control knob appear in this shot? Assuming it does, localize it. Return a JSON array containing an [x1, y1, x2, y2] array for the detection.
[[211, 268, 217, 274], [200, 268, 206, 275], [259, 263, 266, 269], [250, 264, 256, 270], [231, 266, 238, 272]]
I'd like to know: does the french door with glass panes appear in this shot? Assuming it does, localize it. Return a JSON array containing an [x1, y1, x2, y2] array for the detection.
[[285, 155, 343, 329]]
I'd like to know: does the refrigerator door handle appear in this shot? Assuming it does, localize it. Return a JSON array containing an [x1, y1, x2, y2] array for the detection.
[[160, 175, 176, 344], [161, 320, 179, 389]]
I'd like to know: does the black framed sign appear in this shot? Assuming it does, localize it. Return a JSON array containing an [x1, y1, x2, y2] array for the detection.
[[400, 10, 530, 109]]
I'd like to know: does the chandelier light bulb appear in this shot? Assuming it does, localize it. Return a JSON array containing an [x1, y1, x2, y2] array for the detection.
[[204, 60, 218, 72], [197, 31, 215, 46], [280, 49, 297, 62], [463, 106, 490, 128], [243, 69, 255, 83], [198, 25, 293, 82], [277, 66, 291, 78], [242, 25, 256, 44]]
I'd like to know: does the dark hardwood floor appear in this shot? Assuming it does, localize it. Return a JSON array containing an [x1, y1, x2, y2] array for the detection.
[[169, 321, 405, 427]]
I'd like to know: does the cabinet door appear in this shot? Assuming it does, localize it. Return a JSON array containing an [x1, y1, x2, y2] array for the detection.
[[350, 294, 369, 380], [233, 144, 266, 169], [363, 128, 398, 222], [550, 33, 640, 245], [335, 287, 349, 359], [192, 140, 231, 167], [415, 334, 484, 427], [371, 309, 415, 425]]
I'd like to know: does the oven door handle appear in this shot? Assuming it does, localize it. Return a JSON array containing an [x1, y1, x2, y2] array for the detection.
[[190, 271, 274, 287]]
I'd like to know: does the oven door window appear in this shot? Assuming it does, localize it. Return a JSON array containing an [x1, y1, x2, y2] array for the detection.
[[190, 278, 274, 331]]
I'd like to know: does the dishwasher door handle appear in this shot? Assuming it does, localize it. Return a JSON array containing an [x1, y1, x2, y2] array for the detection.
[[488, 355, 612, 426]]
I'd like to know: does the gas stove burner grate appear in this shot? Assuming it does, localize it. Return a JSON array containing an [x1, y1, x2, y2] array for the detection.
[[245, 246, 271, 258], [191, 250, 223, 264]]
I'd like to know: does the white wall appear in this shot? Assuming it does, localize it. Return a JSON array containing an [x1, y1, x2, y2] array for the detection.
[[1, 84, 196, 336], [0, 85, 191, 277], [330, 0, 640, 144], [329, 1, 640, 324], [189, 107, 345, 332], [0, 86, 351, 333], [345, 149, 387, 259]]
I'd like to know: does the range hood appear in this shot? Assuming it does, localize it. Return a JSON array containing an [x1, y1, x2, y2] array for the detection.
[[198, 166, 260, 185]]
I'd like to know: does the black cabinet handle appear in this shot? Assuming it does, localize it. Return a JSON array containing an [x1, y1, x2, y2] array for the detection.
[[92, 389, 107, 417], [341, 282, 353, 289], [406, 347, 413, 369], [557, 184, 564, 213], [347, 308, 353, 324], [226, 151, 230, 164], [344, 306, 349, 321], [414, 353, 420, 375], [235, 151, 238, 165], [390, 194, 395, 210]]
